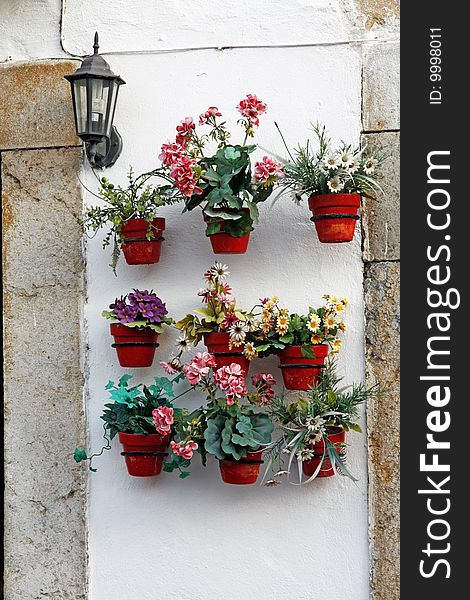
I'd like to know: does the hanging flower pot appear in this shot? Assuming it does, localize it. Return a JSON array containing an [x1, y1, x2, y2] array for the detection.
[[118, 432, 170, 477], [302, 428, 346, 478], [203, 332, 250, 374], [219, 450, 264, 485], [278, 344, 329, 391], [121, 217, 166, 265], [110, 323, 159, 368], [204, 209, 252, 254], [308, 194, 361, 243]]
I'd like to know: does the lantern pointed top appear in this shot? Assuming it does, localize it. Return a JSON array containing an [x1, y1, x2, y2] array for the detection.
[[93, 32, 99, 54]]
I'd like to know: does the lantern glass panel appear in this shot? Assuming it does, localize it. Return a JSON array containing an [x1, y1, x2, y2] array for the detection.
[[73, 79, 88, 136], [90, 78, 109, 136]]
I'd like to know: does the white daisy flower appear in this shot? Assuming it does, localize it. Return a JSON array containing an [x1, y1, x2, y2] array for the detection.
[[323, 154, 341, 169], [327, 176, 344, 193], [296, 448, 315, 462], [364, 158, 378, 175], [208, 262, 230, 281], [339, 151, 355, 168], [228, 321, 248, 344], [176, 335, 191, 352], [347, 158, 360, 174]]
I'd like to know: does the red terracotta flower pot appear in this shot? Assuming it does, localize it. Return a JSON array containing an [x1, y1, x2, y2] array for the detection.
[[204, 208, 251, 254], [203, 332, 250, 375], [110, 323, 159, 368], [278, 344, 328, 391], [118, 432, 170, 477], [308, 194, 361, 243], [219, 450, 263, 485], [121, 217, 166, 265], [302, 428, 346, 478]]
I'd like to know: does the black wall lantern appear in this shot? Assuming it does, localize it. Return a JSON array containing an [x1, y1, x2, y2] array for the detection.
[[65, 33, 125, 168]]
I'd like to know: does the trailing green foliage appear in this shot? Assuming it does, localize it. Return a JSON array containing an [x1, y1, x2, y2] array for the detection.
[[78, 167, 182, 274]]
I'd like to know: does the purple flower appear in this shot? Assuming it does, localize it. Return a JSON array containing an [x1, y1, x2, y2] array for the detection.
[[109, 290, 168, 325]]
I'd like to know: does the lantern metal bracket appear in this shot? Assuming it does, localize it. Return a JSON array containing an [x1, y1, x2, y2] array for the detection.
[[85, 126, 123, 169]]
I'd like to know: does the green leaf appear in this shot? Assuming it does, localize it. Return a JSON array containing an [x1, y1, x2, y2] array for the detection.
[[153, 376, 175, 398], [74, 448, 88, 463], [327, 390, 337, 407], [105, 380, 115, 390], [118, 374, 134, 388], [245, 199, 259, 223], [301, 345, 316, 359], [348, 423, 362, 433], [224, 147, 241, 160], [179, 471, 191, 479], [206, 220, 222, 236], [203, 207, 242, 220]]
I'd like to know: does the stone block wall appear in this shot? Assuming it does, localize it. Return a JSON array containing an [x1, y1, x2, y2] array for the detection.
[[1, 61, 87, 600], [361, 41, 400, 600]]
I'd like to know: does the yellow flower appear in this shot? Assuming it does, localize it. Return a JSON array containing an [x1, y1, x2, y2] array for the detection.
[[338, 321, 346, 332], [262, 308, 272, 321], [271, 295, 280, 304], [276, 315, 289, 335], [311, 334, 323, 344], [322, 293, 331, 300], [329, 295, 339, 304], [335, 303, 345, 313], [243, 342, 257, 359], [307, 313, 321, 332], [331, 339, 342, 353], [325, 314, 337, 328], [262, 321, 272, 333], [279, 308, 289, 317], [341, 297, 350, 306]]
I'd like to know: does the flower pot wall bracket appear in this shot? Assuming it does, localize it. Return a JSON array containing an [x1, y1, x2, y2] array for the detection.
[[278, 363, 326, 369], [219, 457, 264, 464], [122, 236, 165, 243], [111, 342, 160, 348], [120, 450, 169, 457], [310, 214, 360, 222]]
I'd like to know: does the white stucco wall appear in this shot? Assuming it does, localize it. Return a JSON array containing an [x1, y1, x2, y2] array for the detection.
[[82, 46, 368, 600]]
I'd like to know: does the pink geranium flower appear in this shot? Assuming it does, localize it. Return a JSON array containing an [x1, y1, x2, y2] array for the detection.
[[159, 142, 185, 166], [192, 352, 217, 369], [214, 363, 247, 405], [152, 406, 174, 435], [252, 373, 276, 387], [183, 352, 216, 385], [254, 156, 284, 183], [170, 155, 203, 197], [236, 94, 267, 127], [171, 440, 198, 460], [175, 117, 195, 148], [252, 373, 276, 404], [199, 106, 222, 125]]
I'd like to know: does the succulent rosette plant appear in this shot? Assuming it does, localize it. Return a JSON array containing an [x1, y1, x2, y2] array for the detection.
[[164, 353, 275, 480], [261, 361, 384, 486], [252, 294, 348, 358], [171, 263, 259, 370], [103, 289, 173, 332], [159, 94, 283, 239]]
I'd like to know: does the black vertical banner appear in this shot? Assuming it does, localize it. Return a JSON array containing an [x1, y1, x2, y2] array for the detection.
[[401, 4, 467, 598]]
